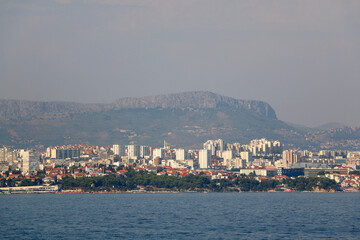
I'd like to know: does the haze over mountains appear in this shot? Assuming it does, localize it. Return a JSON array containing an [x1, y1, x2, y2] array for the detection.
[[0, 91, 359, 150], [0, 91, 275, 120]]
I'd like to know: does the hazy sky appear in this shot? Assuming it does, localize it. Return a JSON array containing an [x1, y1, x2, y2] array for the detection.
[[1, 0, 359, 127]]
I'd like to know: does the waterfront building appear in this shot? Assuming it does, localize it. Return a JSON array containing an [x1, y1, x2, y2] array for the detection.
[[240, 168, 277, 177], [277, 167, 304, 177]]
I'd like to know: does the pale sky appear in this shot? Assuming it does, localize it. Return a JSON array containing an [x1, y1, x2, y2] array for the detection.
[[1, 0, 359, 127]]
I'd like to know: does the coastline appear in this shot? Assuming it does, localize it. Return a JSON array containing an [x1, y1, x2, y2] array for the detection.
[[2, 189, 357, 195]]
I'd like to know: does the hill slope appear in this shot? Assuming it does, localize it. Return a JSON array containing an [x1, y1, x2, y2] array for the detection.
[[112, 91, 277, 119], [0, 91, 276, 120], [0, 91, 315, 148]]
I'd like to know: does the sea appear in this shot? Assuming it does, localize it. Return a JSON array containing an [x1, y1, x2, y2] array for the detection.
[[0, 192, 359, 240]]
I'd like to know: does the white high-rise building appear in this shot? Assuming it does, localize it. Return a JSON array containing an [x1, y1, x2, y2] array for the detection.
[[113, 144, 120, 155], [47, 148, 80, 159], [248, 138, 283, 156], [127, 145, 140, 159], [222, 150, 233, 161], [199, 149, 211, 169], [203, 139, 225, 155], [113, 144, 125, 156], [204, 142, 216, 155], [217, 139, 225, 152], [140, 146, 150, 158], [0, 148, 5, 162], [176, 149, 187, 161], [0, 147, 16, 163], [50, 148, 57, 159], [235, 158, 247, 168], [240, 151, 252, 162], [21, 150, 39, 173], [153, 148, 165, 160]]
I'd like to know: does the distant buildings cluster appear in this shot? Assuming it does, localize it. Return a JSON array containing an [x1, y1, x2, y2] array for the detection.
[[1, 138, 360, 191]]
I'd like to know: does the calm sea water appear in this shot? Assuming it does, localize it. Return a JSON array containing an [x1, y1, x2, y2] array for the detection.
[[0, 193, 359, 239]]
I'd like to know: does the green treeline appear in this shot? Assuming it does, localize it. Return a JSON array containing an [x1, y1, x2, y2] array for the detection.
[[284, 177, 339, 191], [61, 170, 340, 192], [233, 178, 278, 192], [0, 178, 42, 187], [1, 169, 341, 192], [62, 172, 217, 192]]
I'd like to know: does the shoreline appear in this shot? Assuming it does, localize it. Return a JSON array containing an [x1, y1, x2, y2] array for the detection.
[[2, 189, 358, 195]]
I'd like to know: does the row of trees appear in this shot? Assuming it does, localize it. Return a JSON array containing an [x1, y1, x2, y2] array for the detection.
[[284, 177, 339, 191], [61, 170, 333, 192], [61, 173, 216, 192], [0, 178, 43, 187], [2, 168, 340, 192]]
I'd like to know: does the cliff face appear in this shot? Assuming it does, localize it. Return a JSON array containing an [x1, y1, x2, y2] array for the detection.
[[0, 91, 277, 120], [113, 91, 277, 119], [0, 100, 105, 120]]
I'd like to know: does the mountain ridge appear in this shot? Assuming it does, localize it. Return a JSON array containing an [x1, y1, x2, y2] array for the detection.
[[113, 91, 277, 119], [2, 91, 359, 150], [0, 91, 277, 120]]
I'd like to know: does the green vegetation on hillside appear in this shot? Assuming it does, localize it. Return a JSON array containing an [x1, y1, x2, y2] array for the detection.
[[1, 107, 298, 148]]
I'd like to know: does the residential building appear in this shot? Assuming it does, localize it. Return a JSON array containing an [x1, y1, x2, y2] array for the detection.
[[176, 149, 187, 161], [127, 145, 140, 159], [199, 149, 211, 169], [21, 150, 39, 173]]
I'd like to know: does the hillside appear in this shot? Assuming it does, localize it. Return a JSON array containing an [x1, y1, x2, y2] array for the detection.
[[1, 91, 359, 150], [112, 91, 277, 119], [0, 91, 296, 148], [0, 91, 276, 120]]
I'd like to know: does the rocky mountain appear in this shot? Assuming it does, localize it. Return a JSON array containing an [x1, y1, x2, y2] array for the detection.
[[0, 91, 289, 148], [1, 91, 359, 150], [112, 91, 277, 119], [0, 91, 276, 120], [0, 99, 104, 121]]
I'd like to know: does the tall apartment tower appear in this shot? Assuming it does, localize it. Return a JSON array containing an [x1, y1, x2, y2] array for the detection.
[[153, 148, 165, 160], [240, 151, 253, 163], [222, 150, 233, 161], [176, 149, 186, 161], [113, 144, 120, 155], [199, 149, 211, 169], [203, 139, 225, 155], [0, 147, 7, 162], [21, 150, 39, 173], [127, 145, 140, 159], [140, 146, 150, 158], [113, 144, 125, 156], [282, 150, 299, 166]]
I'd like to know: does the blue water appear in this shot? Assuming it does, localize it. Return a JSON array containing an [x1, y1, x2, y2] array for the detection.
[[0, 193, 359, 239]]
